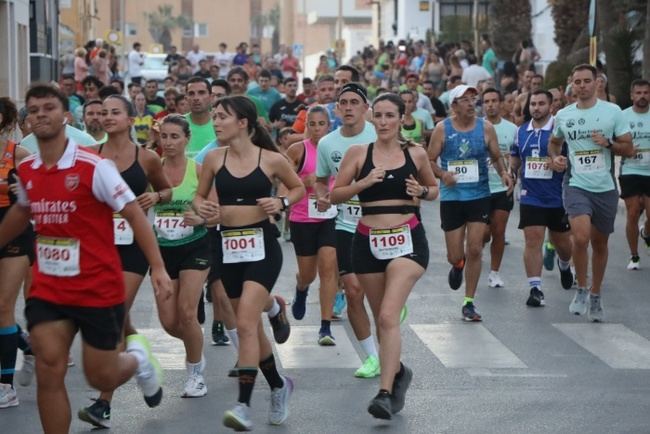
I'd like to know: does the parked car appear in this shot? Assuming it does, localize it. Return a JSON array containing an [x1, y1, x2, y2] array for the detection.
[[140, 53, 168, 86]]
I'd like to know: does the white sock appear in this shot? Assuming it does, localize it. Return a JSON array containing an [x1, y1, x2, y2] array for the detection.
[[267, 298, 281, 318], [528, 276, 542, 289], [186, 355, 205, 375], [558, 258, 571, 270], [359, 336, 378, 358], [226, 328, 239, 350], [126, 342, 147, 367]]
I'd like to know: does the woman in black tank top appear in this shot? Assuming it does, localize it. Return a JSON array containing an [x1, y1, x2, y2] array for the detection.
[[194, 96, 305, 431], [330, 93, 438, 420], [78, 95, 172, 426]]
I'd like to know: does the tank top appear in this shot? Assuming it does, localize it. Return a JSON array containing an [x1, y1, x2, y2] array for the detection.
[[401, 119, 423, 144], [154, 158, 206, 246], [99, 144, 148, 197], [289, 139, 334, 223], [214, 148, 273, 206], [0, 141, 18, 209], [439, 118, 490, 201]]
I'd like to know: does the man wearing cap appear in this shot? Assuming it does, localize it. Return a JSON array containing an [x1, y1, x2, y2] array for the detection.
[[428, 85, 513, 321], [313, 83, 381, 378], [405, 72, 435, 116]]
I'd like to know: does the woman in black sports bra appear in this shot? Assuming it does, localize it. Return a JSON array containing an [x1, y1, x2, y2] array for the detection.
[[194, 96, 304, 431], [78, 95, 172, 427], [330, 93, 438, 421]]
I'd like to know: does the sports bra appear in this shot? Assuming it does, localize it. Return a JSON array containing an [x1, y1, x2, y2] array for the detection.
[[214, 148, 273, 206], [0, 141, 17, 208], [99, 144, 148, 197]]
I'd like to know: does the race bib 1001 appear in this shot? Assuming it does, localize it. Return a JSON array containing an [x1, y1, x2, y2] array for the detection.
[[341, 199, 361, 225], [369, 224, 413, 260], [574, 150, 605, 174], [113, 214, 134, 245], [154, 211, 193, 241], [524, 157, 552, 179], [221, 227, 265, 263], [37, 236, 80, 277], [308, 196, 338, 219], [448, 160, 479, 183]]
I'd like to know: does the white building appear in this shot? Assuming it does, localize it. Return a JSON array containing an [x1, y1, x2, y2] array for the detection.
[[0, 0, 30, 102]]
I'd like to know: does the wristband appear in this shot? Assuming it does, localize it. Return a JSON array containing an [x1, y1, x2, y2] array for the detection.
[[418, 186, 429, 199]]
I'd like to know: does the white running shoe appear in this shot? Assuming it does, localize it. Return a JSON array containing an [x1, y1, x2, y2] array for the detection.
[[569, 288, 589, 315], [269, 376, 294, 425], [182, 373, 207, 398], [587, 293, 604, 322], [0, 384, 18, 408], [223, 403, 253, 431], [627, 257, 640, 270], [17, 354, 35, 387], [487, 271, 504, 288]]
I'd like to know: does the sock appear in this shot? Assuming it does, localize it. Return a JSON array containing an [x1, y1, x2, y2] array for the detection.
[[0, 325, 19, 385], [320, 319, 331, 333], [125, 339, 147, 367], [15, 324, 32, 355], [359, 336, 378, 358], [631, 255, 640, 261], [267, 297, 281, 318], [226, 328, 239, 350], [259, 354, 284, 390], [558, 258, 571, 271], [186, 356, 205, 375], [463, 297, 474, 306], [528, 277, 542, 289], [237, 368, 258, 406]]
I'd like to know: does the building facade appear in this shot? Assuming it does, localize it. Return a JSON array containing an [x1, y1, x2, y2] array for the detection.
[[0, 0, 30, 101]]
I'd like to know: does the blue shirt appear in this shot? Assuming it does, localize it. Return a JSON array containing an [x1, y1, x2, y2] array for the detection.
[[194, 140, 219, 165]]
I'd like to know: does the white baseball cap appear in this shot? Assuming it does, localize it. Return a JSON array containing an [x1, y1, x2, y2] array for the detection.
[[449, 85, 478, 103]]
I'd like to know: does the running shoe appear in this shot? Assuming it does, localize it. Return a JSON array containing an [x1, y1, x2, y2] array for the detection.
[[526, 287, 545, 307], [400, 304, 408, 324], [390, 364, 413, 414], [332, 290, 346, 319], [318, 329, 336, 346], [269, 376, 293, 425], [223, 403, 253, 431], [78, 399, 111, 428], [627, 256, 640, 270], [587, 294, 604, 322], [641, 226, 650, 254], [182, 373, 207, 398], [487, 271, 504, 288], [126, 334, 163, 408], [354, 355, 380, 378], [197, 291, 206, 325], [205, 283, 212, 303], [0, 384, 18, 409], [368, 391, 392, 420], [569, 288, 589, 316], [291, 287, 308, 320], [543, 241, 556, 271], [17, 354, 35, 387], [212, 320, 230, 346], [269, 295, 291, 344], [448, 259, 465, 290], [462, 302, 482, 322], [558, 260, 574, 289]]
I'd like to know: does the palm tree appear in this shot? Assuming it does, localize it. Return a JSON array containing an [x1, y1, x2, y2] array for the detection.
[[145, 4, 193, 52], [488, 0, 532, 60]]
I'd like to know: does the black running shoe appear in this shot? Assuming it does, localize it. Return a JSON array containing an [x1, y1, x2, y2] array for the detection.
[[78, 399, 111, 429], [558, 261, 574, 290], [368, 391, 392, 420], [269, 295, 291, 344], [526, 287, 545, 307], [211, 320, 230, 346], [461, 302, 482, 321], [197, 291, 206, 325], [448, 259, 465, 290], [390, 364, 413, 414]]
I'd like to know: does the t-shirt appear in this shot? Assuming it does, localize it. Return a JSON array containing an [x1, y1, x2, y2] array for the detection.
[[146, 96, 166, 114], [186, 50, 207, 73], [462, 64, 492, 87], [482, 48, 497, 77], [412, 108, 435, 130], [269, 98, 303, 127], [247, 87, 282, 113], [194, 140, 219, 164], [620, 107, 650, 176], [214, 52, 234, 78], [21, 125, 96, 154], [488, 118, 517, 193], [247, 95, 270, 123], [133, 113, 154, 145], [15, 140, 135, 307], [185, 113, 216, 159], [128, 50, 144, 77], [316, 121, 377, 232], [553, 99, 630, 192]]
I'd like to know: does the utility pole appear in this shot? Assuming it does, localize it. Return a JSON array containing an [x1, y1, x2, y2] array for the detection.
[[336, 0, 343, 62]]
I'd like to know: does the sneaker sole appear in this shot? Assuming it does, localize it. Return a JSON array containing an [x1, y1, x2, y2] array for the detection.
[[77, 409, 111, 428], [0, 399, 19, 409], [354, 368, 380, 379], [223, 411, 252, 431], [318, 336, 336, 346], [526, 297, 542, 307], [269, 377, 293, 425], [212, 339, 231, 346], [463, 316, 482, 322], [368, 401, 392, 420], [182, 390, 208, 398]]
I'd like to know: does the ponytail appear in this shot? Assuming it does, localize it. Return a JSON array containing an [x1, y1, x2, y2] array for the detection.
[[251, 122, 280, 153], [216, 95, 281, 153]]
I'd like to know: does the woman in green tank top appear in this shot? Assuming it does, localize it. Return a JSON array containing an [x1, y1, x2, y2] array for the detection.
[[399, 90, 424, 145], [153, 114, 212, 398]]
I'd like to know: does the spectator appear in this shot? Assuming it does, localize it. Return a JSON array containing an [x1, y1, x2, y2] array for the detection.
[[92, 49, 111, 85], [281, 47, 301, 79], [233, 42, 249, 66], [128, 42, 145, 84], [214, 42, 233, 78], [74, 47, 89, 89], [480, 35, 497, 78], [186, 43, 207, 73]]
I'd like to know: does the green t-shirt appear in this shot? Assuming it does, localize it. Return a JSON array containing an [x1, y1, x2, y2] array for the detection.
[[488, 118, 517, 193], [553, 99, 630, 192], [185, 113, 216, 159], [316, 121, 377, 233], [482, 48, 497, 77], [620, 107, 650, 176], [247, 95, 270, 123]]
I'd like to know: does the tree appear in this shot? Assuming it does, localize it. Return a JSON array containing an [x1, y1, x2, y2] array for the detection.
[[488, 0, 532, 60], [549, 0, 589, 59], [145, 4, 193, 53]]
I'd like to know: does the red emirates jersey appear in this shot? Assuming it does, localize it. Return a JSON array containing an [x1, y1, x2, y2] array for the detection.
[[16, 140, 136, 307]]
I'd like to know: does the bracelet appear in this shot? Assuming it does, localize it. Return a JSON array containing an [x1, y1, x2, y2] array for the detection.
[[418, 186, 429, 199]]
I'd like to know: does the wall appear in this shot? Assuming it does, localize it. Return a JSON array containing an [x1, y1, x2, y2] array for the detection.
[[0, 0, 30, 101]]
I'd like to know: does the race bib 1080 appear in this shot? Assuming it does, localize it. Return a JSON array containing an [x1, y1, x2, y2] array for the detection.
[[37, 236, 80, 277], [448, 159, 479, 183]]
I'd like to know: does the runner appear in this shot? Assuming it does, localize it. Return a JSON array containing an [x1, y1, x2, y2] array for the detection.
[[82, 99, 107, 144], [185, 77, 217, 159], [194, 96, 304, 431], [619, 79, 650, 269], [330, 93, 438, 419], [314, 83, 382, 377], [0, 97, 32, 409], [78, 94, 172, 428], [549, 64, 633, 321], [0, 84, 171, 433], [286, 105, 338, 345], [481, 88, 517, 288], [510, 90, 574, 307], [428, 85, 513, 321]]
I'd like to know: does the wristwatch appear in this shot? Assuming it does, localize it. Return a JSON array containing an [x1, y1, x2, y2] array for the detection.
[[278, 196, 290, 211], [606, 139, 613, 149]]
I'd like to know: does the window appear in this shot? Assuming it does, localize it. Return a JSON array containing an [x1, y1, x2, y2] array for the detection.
[[182, 26, 193, 38], [195, 23, 208, 37], [125, 23, 137, 36]]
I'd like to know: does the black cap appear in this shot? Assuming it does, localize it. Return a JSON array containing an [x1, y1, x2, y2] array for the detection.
[[337, 83, 368, 103]]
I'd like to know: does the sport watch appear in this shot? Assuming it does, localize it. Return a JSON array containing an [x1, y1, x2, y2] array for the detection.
[[278, 196, 290, 211]]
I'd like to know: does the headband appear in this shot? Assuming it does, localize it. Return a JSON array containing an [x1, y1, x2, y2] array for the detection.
[[338, 83, 368, 103]]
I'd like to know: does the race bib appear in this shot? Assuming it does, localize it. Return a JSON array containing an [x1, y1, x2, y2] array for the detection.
[[113, 214, 134, 245], [341, 199, 361, 225], [448, 160, 479, 183], [524, 157, 553, 179], [574, 150, 605, 174], [629, 148, 650, 167], [308, 196, 338, 219], [37, 237, 80, 277], [369, 225, 413, 260], [221, 227, 265, 263], [154, 211, 193, 241]]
